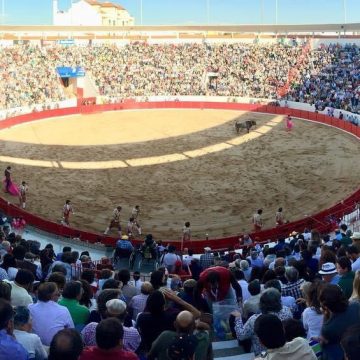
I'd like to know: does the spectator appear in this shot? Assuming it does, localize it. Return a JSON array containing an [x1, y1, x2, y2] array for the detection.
[[340, 324, 360, 360], [264, 279, 296, 313], [13, 306, 47, 360], [82, 298, 140, 352], [178, 279, 211, 314], [58, 280, 90, 329], [336, 257, 355, 299], [346, 245, 360, 272], [130, 271, 143, 291], [281, 267, 305, 300], [233, 269, 251, 301], [10, 269, 34, 307], [243, 279, 261, 319], [48, 271, 66, 294], [29, 282, 74, 346], [1, 253, 18, 280], [349, 269, 360, 303], [318, 284, 360, 360], [199, 247, 214, 269], [79, 318, 138, 360], [117, 269, 138, 303], [239, 259, 252, 281], [48, 328, 84, 360], [233, 288, 293, 355], [254, 314, 316, 360], [0, 280, 11, 301], [0, 298, 28, 360], [301, 281, 324, 340], [148, 310, 210, 360], [318, 262, 340, 285], [128, 281, 153, 321]]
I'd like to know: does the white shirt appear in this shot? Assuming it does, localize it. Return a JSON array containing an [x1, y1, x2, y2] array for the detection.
[[302, 307, 324, 340], [14, 329, 47, 360], [162, 253, 180, 267], [352, 257, 360, 272], [182, 255, 193, 266], [10, 282, 33, 307], [238, 279, 251, 301], [28, 300, 74, 346]]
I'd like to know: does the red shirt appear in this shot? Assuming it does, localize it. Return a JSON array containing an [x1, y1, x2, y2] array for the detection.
[[79, 347, 138, 360], [198, 266, 232, 301]]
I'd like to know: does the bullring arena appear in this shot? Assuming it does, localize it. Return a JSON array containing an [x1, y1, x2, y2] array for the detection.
[[1, 103, 360, 240]]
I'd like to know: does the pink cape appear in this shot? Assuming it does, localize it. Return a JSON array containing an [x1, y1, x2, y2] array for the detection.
[[3, 178, 20, 196]]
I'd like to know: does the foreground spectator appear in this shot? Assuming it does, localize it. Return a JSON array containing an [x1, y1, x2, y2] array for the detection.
[[254, 314, 316, 360], [318, 284, 360, 360], [128, 281, 153, 321], [340, 324, 360, 360], [148, 310, 210, 360], [10, 268, 34, 307], [58, 280, 90, 329], [336, 257, 355, 299], [49, 328, 84, 360], [0, 298, 28, 360], [29, 282, 74, 346], [79, 318, 138, 360], [233, 288, 292, 355], [13, 306, 47, 360]]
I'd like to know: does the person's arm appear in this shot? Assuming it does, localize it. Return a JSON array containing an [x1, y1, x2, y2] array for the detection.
[[162, 288, 201, 319], [230, 272, 243, 303], [232, 312, 255, 340]]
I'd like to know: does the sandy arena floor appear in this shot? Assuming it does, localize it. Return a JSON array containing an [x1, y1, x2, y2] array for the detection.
[[0, 108, 359, 240]]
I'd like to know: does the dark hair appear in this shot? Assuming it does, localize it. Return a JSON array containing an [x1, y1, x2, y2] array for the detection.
[[233, 269, 245, 281], [102, 279, 120, 290], [15, 269, 35, 286], [145, 290, 165, 315], [318, 284, 348, 313], [96, 318, 123, 350], [264, 279, 282, 293], [0, 281, 11, 301], [150, 270, 165, 290], [48, 272, 66, 290], [0, 253, 16, 271], [341, 324, 360, 360], [62, 246, 71, 253], [347, 246, 359, 255], [337, 256, 352, 272], [62, 281, 82, 300], [81, 269, 95, 284], [100, 269, 112, 280], [260, 288, 282, 314], [14, 306, 30, 327], [117, 269, 131, 285], [38, 282, 58, 302], [0, 299, 13, 330], [248, 279, 261, 296], [79, 279, 93, 308], [254, 314, 286, 349], [61, 252, 74, 265], [52, 264, 67, 275], [48, 328, 84, 360], [282, 318, 306, 342], [12, 245, 26, 260], [262, 269, 276, 284]]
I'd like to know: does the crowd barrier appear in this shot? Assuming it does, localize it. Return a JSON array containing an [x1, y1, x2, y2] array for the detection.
[[1, 101, 360, 253]]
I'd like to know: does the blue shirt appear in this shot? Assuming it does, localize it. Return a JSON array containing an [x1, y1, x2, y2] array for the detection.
[[0, 330, 28, 360], [330, 274, 340, 285], [116, 239, 134, 251]]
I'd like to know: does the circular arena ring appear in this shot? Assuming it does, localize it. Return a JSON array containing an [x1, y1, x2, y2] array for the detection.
[[0, 101, 360, 252]]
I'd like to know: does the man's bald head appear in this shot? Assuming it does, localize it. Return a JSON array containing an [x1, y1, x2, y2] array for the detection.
[[175, 311, 195, 333], [49, 329, 83, 360]]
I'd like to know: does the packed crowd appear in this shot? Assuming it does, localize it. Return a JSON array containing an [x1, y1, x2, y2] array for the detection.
[[1, 42, 360, 115], [1, 214, 360, 360]]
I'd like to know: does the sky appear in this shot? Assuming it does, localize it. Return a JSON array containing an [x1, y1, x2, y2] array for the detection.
[[0, 0, 359, 26]]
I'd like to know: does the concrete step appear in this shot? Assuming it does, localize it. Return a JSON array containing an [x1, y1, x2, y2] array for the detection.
[[212, 340, 255, 360]]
